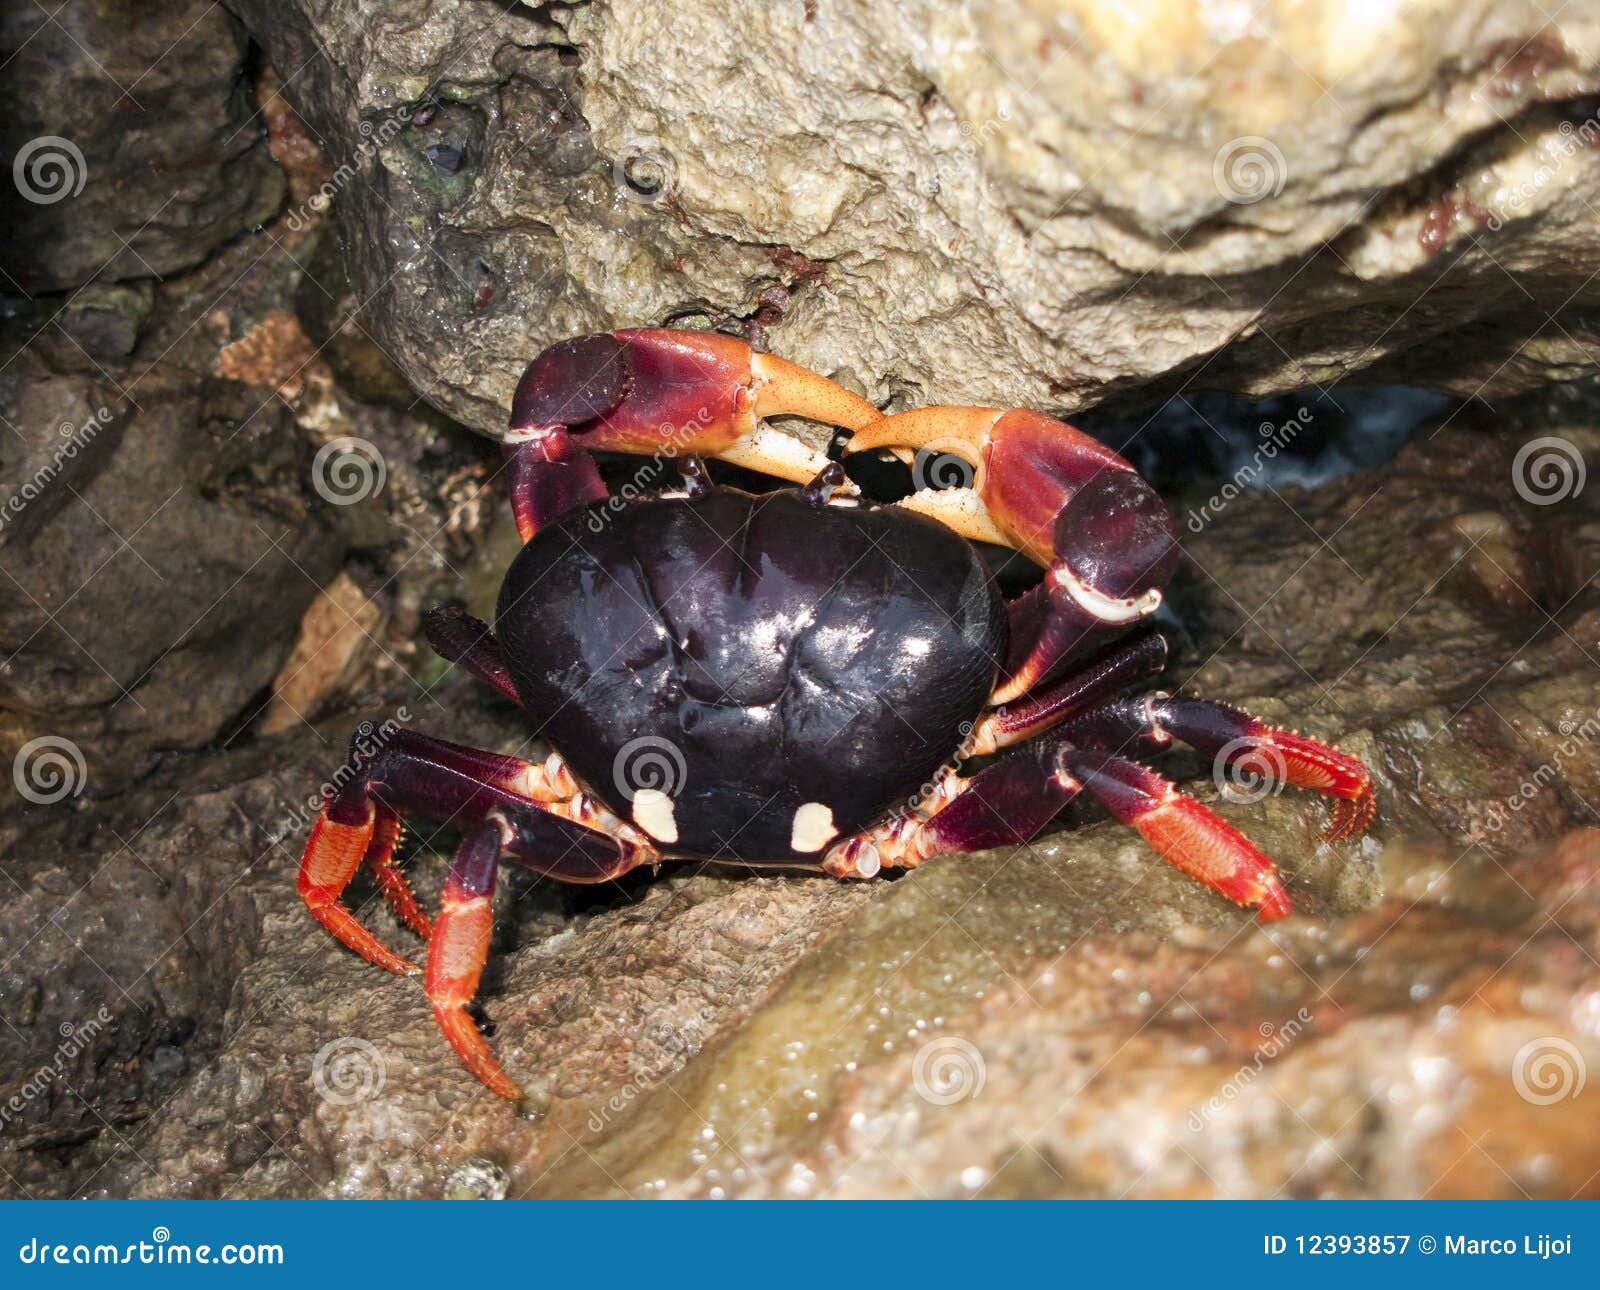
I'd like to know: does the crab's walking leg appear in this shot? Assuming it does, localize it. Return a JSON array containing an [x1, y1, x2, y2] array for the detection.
[[299, 798, 421, 975], [822, 744, 1081, 877], [1064, 694, 1375, 841], [821, 737, 1294, 921], [1058, 748, 1293, 920], [429, 797, 659, 1100], [422, 605, 520, 704], [968, 631, 1167, 754], [427, 816, 516, 1099], [297, 731, 593, 976], [360, 807, 432, 940]]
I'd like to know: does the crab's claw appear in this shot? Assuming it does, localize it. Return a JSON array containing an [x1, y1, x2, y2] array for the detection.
[[846, 407, 1179, 701], [505, 328, 882, 540]]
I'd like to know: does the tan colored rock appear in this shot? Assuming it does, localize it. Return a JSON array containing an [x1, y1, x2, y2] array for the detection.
[[261, 574, 383, 735], [227, 0, 1600, 434]]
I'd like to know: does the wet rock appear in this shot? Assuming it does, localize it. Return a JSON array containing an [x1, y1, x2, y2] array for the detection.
[[6, 406, 1598, 1198], [225, 0, 1600, 434], [0, 0, 284, 294]]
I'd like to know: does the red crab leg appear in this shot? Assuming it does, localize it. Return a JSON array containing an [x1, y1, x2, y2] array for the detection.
[[823, 739, 1294, 921], [504, 328, 882, 540], [422, 605, 520, 704], [297, 731, 628, 978], [298, 799, 421, 975], [361, 807, 433, 940], [1058, 748, 1294, 920], [1064, 694, 1375, 841], [427, 816, 518, 1100], [823, 744, 1081, 877], [844, 407, 1179, 702]]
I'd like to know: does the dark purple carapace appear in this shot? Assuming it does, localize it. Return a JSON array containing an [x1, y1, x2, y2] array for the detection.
[[295, 326, 1376, 1101], [498, 487, 1004, 861]]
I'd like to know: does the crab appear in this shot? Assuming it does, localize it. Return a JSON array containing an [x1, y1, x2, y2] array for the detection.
[[296, 327, 1374, 1100]]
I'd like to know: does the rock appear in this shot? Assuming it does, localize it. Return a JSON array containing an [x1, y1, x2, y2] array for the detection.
[[260, 574, 384, 735], [0, 342, 344, 792], [0, 0, 285, 294], [225, 0, 1600, 435], [7, 407, 1600, 1198]]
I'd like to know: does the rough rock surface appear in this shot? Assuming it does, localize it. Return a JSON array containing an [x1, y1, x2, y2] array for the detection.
[[224, 0, 1600, 433], [0, 0, 284, 295], [6, 414, 1600, 1199]]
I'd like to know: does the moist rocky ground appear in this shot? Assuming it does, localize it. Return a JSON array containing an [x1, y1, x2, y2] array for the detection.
[[2, 0, 1598, 1198]]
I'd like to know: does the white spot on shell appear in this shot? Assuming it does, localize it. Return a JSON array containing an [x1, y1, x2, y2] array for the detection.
[[790, 801, 838, 853], [631, 788, 678, 843]]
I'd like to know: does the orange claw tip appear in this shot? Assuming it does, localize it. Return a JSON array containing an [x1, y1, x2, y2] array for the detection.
[[749, 350, 882, 432], [431, 1004, 523, 1101], [842, 405, 1001, 459]]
